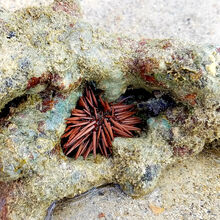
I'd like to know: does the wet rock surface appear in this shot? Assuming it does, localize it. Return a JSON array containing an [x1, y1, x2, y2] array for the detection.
[[0, 0, 219, 219]]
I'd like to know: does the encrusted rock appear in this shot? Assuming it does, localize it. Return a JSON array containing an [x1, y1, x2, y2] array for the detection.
[[0, 0, 219, 219]]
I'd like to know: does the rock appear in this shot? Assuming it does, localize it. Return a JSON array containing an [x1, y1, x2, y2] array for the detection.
[[0, 0, 219, 219], [113, 137, 167, 197]]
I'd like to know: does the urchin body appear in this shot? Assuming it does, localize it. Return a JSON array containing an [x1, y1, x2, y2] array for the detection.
[[61, 86, 141, 159]]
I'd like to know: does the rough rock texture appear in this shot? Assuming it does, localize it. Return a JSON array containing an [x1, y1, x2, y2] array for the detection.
[[52, 148, 220, 220], [0, 0, 219, 219]]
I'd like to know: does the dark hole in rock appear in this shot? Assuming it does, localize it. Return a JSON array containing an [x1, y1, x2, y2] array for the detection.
[[61, 82, 143, 159], [115, 86, 153, 104], [61, 82, 177, 159], [117, 86, 176, 128], [205, 139, 220, 150], [0, 95, 28, 126]]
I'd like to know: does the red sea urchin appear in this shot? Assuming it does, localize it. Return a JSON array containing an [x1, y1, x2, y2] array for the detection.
[[61, 85, 141, 159]]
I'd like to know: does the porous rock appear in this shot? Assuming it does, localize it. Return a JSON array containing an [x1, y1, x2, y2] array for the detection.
[[0, 0, 219, 219]]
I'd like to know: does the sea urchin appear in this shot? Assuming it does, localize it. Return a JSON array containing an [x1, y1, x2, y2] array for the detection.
[[61, 85, 141, 159]]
